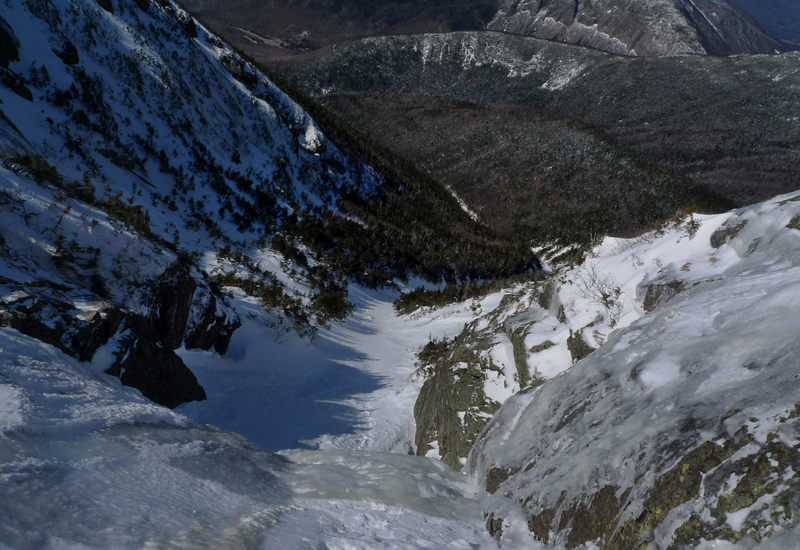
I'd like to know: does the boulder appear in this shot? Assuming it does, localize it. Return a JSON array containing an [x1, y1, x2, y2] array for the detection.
[[567, 328, 594, 363], [637, 278, 686, 312]]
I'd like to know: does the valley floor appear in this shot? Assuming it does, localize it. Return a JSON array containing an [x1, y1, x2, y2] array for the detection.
[[177, 284, 499, 454]]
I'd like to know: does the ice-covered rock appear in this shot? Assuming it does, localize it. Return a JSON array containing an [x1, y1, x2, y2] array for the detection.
[[467, 192, 800, 547]]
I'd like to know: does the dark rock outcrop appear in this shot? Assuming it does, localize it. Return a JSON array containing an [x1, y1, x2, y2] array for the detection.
[[219, 53, 258, 89], [108, 333, 205, 409], [184, 292, 240, 355], [414, 333, 500, 470], [0, 16, 20, 68], [637, 279, 686, 312], [485, 513, 503, 540], [710, 220, 747, 248], [0, 290, 124, 362], [176, 10, 198, 38], [567, 329, 594, 363], [0, 262, 239, 409], [0, 68, 33, 101], [96, 0, 114, 14], [54, 40, 80, 66], [148, 263, 196, 350]]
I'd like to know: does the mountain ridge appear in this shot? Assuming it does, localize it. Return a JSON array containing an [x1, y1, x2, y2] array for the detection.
[[181, 0, 791, 60], [488, 0, 786, 55]]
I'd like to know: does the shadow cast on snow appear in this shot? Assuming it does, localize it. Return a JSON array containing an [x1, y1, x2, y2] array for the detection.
[[178, 292, 394, 452]]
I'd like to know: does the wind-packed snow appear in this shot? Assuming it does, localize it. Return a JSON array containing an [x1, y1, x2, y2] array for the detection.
[[0, 326, 498, 549]]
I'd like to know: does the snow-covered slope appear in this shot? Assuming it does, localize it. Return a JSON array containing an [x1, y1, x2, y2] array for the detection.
[[460, 193, 800, 547], [0, 0, 389, 407], [0, 0, 378, 236], [0, 326, 498, 549]]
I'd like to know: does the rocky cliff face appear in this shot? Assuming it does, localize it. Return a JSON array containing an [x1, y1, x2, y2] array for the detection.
[[488, 0, 784, 55], [0, 170, 240, 408]]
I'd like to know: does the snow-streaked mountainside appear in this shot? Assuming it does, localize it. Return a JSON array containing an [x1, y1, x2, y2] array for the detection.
[[2, 0, 800, 549], [6, 178, 800, 548], [0, 0, 387, 409], [488, 0, 785, 55], [731, 0, 800, 46], [0, 0, 379, 235]]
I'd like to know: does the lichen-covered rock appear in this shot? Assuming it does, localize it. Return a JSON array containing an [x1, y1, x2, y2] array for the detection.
[[414, 332, 501, 470], [710, 220, 747, 248], [566, 328, 594, 363], [468, 226, 800, 548], [413, 282, 574, 469], [637, 278, 686, 312], [485, 513, 503, 541]]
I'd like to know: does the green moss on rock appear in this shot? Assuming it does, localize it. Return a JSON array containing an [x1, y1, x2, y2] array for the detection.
[[710, 220, 747, 248], [530, 339, 556, 354], [564, 485, 621, 548], [413, 328, 501, 469], [567, 329, 595, 363], [510, 325, 530, 387], [529, 507, 556, 543]]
